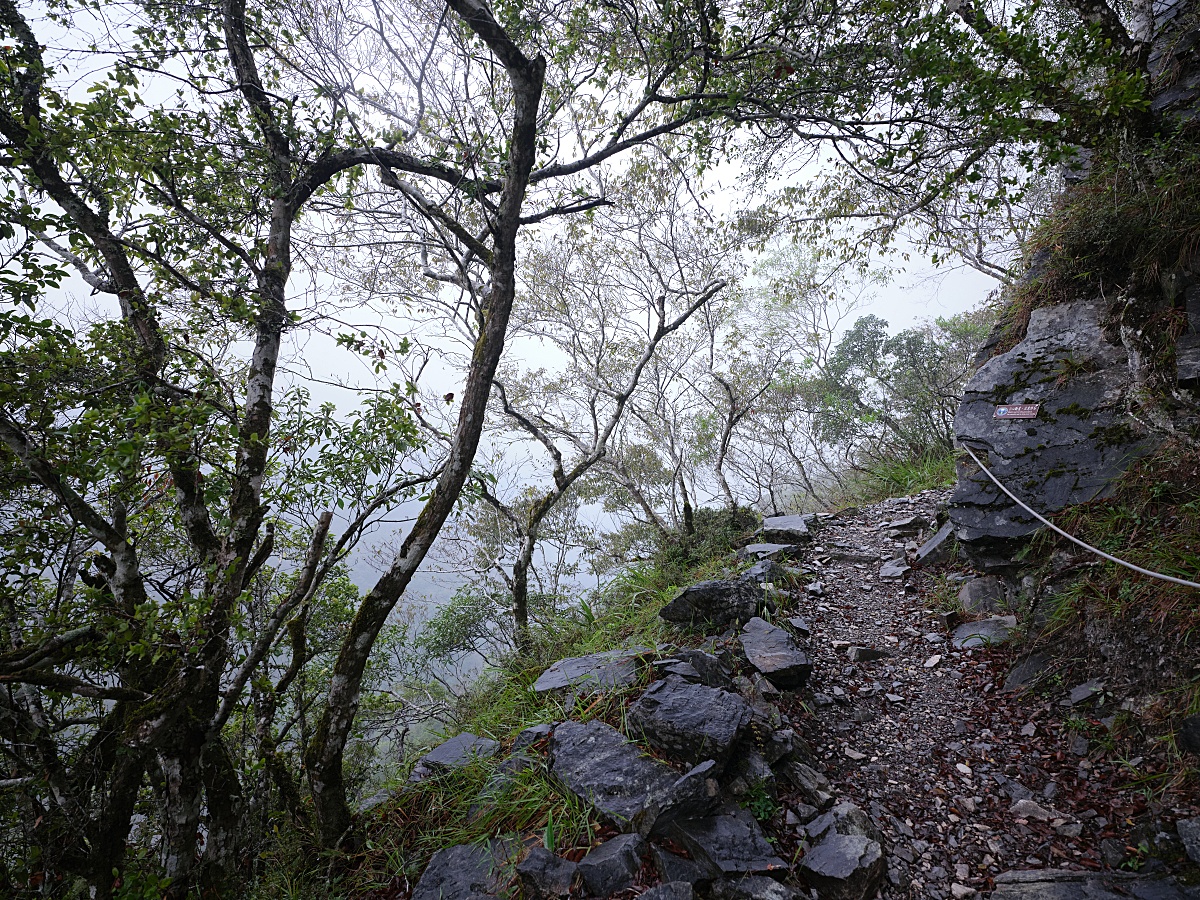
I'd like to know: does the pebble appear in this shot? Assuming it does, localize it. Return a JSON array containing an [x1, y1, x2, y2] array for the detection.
[[924, 654, 942, 668]]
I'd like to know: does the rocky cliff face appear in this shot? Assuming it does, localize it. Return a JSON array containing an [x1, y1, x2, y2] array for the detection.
[[948, 298, 1163, 567]]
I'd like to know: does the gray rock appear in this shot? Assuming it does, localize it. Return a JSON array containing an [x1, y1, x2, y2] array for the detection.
[[578, 833, 645, 896], [989, 869, 1200, 899], [1178, 817, 1200, 864], [652, 844, 715, 888], [805, 801, 882, 844], [533, 648, 649, 695], [412, 843, 506, 900], [646, 760, 725, 833], [951, 615, 1017, 649], [660, 580, 760, 629], [743, 559, 785, 584], [356, 786, 400, 814], [1178, 715, 1200, 755], [655, 660, 704, 682], [885, 515, 930, 537], [949, 298, 1161, 566], [671, 649, 735, 690], [761, 514, 816, 543], [779, 761, 835, 809], [798, 833, 885, 900], [549, 719, 678, 832], [517, 846, 577, 899], [739, 543, 800, 561], [958, 576, 1008, 614], [740, 617, 813, 689], [667, 807, 789, 878], [878, 559, 911, 581], [475, 750, 536, 804], [651, 845, 718, 885], [725, 749, 776, 801], [628, 676, 751, 768], [640, 883, 695, 900], [420, 732, 501, 772], [914, 521, 956, 566], [787, 616, 812, 636], [710, 875, 804, 900], [513, 723, 554, 752], [760, 727, 801, 765], [1003, 653, 1053, 692], [993, 774, 1035, 802], [1067, 679, 1104, 706]]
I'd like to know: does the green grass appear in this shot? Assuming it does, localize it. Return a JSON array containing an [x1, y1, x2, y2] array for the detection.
[[834, 448, 958, 507], [1033, 441, 1200, 719], [987, 127, 1200, 358]]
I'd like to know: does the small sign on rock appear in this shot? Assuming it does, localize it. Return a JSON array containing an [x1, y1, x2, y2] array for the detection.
[[993, 403, 1040, 419]]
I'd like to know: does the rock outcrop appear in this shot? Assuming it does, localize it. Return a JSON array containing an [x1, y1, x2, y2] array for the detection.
[[948, 298, 1160, 565]]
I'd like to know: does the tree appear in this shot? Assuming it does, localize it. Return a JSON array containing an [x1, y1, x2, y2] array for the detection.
[[474, 161, 729, 648], [724, 0, 1176, 281]]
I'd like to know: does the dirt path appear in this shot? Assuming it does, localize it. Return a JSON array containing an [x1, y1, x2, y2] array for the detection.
[[772, 490, 1199, 898]]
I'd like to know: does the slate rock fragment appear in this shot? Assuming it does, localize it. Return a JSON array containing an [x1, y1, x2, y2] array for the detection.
[[951, 615, 1017, 649], [761, 514, 816, 543], [549, 719, 677, 832], [666, 807, 788, 878], [627, 676, 751, 767], [533, 648, 649, 695], [412, 843, 506, 900], [651, 844, 718, 886], [578, 833, 645, 897], [640, 883, 696, 900], [740, 617, 812, 689], [660, 579, 760, 629], [913, 520, 956, 566], [958, 576, 1008, 614], [710, 875, 805, 900], [517, 846, 577, 899], [797, 833, 884, 900]]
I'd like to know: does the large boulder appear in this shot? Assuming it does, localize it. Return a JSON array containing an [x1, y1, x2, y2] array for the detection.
[[948, 298, 1160, 566], [550, 720, 719, 835], [549, 719, 677, 832], [740, 617, 813, 689], [533, 648, 649, 696], [627, 676, 752, 768], [660, 579, 760, 629]]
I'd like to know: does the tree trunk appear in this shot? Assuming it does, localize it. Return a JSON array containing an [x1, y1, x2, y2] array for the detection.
[[511, 530, 538, 653], [304, 16, 546, 847], [160, 739, 205, 900], [199, 738, 249, 895]]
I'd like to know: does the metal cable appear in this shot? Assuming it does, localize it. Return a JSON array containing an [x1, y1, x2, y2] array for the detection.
[[958, 441, 1200, 591]]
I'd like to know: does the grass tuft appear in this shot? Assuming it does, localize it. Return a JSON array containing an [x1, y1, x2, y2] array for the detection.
[[834, 449, 958, 507]]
